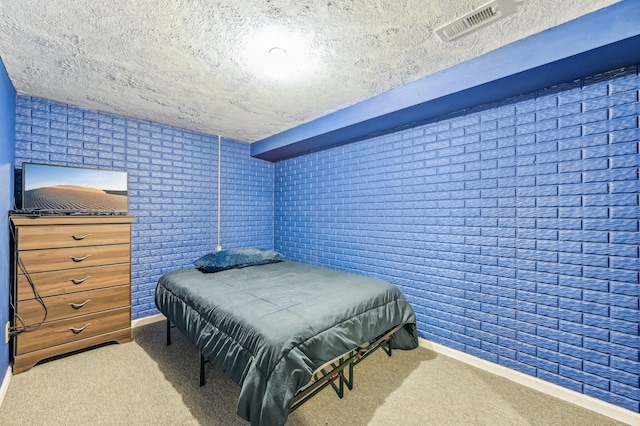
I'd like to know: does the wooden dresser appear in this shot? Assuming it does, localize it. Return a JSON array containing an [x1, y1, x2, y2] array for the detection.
[[9, 215, 134, 373]]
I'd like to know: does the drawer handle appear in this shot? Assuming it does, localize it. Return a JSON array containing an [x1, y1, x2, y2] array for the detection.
[[69, 299, 91, 309], [70, 254, 92, 262], [70, 276, 91, 284], [71, 233, 92, 240], [69, 323, 91, 334]]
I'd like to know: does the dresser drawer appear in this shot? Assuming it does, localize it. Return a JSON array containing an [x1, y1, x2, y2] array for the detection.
[[15, 307, 130, 355], [16, 263, 130, 301], [16, 286, 130, 324], [16, 224, 131, 250], [18, 244, 130, 273]]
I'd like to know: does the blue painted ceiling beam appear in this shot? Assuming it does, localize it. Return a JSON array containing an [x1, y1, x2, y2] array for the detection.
[[251, 2, 640, 162]]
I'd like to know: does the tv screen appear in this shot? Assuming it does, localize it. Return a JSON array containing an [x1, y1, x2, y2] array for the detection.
[[21, 162, 128, 215]]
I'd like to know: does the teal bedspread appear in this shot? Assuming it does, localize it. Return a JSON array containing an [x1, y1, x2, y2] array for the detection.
[[155, 260, 418, 426]]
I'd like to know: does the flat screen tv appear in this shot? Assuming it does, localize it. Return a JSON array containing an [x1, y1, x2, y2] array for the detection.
[[21, 162, 128, 215]]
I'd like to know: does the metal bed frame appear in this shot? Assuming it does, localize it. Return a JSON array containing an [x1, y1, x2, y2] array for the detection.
[[165, 319, 401, 412]]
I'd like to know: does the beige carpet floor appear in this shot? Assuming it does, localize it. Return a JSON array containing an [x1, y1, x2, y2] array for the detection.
[[0, 319, 625, 425]]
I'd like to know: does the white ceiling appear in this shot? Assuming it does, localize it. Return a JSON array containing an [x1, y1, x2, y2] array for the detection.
[[0, 0, 619, 143]]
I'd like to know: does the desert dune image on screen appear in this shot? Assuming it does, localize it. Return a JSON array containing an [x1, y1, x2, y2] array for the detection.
[[23, 164, 128, 212]]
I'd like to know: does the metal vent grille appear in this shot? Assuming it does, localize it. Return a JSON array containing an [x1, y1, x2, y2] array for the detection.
[[436, 1, 503, 42]]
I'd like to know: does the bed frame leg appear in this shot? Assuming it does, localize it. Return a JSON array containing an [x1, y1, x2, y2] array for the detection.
[[382, 337, 392, 357], [200, 353, 207, 387], [327, 370, 344, 398], [345, 359, 354, 391]]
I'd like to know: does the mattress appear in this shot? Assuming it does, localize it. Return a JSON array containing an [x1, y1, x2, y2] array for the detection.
[[155, 260, 418, 426]]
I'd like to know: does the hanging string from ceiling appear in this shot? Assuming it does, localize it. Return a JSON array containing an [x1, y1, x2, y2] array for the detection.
[[216, 135, 222, 251]]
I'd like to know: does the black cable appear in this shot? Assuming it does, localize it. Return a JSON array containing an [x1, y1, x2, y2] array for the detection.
[[8, 220, 48, 335]]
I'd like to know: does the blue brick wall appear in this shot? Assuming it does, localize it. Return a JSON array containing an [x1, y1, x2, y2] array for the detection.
[[14, 96, 274, 319], [0, 59, 16, 377], [220, 139, 275, 248], [275, 66, 640, 412]]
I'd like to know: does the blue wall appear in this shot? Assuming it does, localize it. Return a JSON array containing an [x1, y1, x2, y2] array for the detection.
[[14, 96, 274, 319], [0, 59, 16, 376], [275, 65, 640, 412]]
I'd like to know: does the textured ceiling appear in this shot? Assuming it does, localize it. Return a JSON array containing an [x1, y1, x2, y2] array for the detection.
[[0, 0, 619, 143]]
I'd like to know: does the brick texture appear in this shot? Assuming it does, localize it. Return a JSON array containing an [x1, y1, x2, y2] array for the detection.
[[275, 66, 640, 412], [14, 97, 274, 319]]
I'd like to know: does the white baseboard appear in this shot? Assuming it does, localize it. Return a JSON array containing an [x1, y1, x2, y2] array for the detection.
[[0, 364, 11, 410], [131, 313, 165, 328], [419, 338, 639, 426]]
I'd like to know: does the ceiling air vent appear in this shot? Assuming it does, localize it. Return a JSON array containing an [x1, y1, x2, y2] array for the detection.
[[436, 1, 503, 42]]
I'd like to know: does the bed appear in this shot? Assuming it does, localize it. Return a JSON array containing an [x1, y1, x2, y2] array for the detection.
[[154, 249, 418, 426]]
